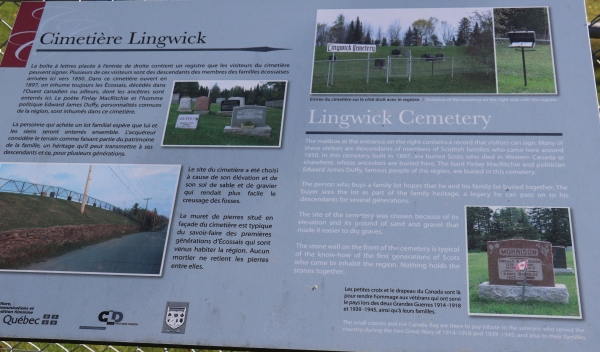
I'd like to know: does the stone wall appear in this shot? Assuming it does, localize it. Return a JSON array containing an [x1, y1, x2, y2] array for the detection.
[[0, 224, 140, 263]]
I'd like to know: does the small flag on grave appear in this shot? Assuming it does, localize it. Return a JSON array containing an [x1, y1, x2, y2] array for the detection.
[[515, 259, 528, 271]]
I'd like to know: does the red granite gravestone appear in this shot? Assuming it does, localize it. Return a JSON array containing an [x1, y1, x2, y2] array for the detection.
[[195, 96, 210, 111], [486, 239, 555, 287]]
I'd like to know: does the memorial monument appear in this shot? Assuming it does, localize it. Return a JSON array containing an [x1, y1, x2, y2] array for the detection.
[[478, 239, 569, 303]]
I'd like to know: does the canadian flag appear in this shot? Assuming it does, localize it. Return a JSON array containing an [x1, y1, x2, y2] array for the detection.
[[515, 260, 528, 271]]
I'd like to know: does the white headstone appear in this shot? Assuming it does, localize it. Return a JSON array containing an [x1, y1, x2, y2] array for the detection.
[[177, 97, 192, 112], [175, 114, 199, 129], [229, 97, 245, 106]]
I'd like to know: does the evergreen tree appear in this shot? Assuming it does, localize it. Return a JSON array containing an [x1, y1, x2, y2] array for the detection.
[[411, 28, 420, 46], [456, 17, 471, 46], [173, 82, 199, 97], [403, 27, 413, 46], [471, 22, 480, 41], [131, 202, 140, 215], [364, 30, 372, 44], [354, 17, 363, 43], [209, 84, 221, 103], [346, 20, 355, 43]]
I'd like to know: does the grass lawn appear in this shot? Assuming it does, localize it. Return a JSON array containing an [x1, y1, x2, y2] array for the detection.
[[162, 103, 283, 147], [311, 45, 496, 94], [0, 192, 140, 269], [468, 251, 581, 317], [0, 192, 136, 232], [495, 42, 556, 93], [0, 1, 18, 55]]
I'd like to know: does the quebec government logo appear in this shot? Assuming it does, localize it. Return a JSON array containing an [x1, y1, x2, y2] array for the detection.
[[3, 313, 59, 326], [0, 302, 59, 326], [41, 314, 60, 325], [79, 310, 137, 330], [162, 302, 189, 334]]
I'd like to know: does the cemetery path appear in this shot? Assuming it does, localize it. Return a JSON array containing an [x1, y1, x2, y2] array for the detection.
[[23, 228, 168, 275]]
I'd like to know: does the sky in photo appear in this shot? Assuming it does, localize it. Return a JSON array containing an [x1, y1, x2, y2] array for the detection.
[[0, 163, 180, 216], [316, 7, 491, 39]]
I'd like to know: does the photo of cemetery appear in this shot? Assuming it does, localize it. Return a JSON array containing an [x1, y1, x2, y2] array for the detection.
[[466, 206, 581, 318], [0, 163, 180, 276], [162, 80, 287, 147], [494, 7, 556, 94], [311, 8, 497, 94]]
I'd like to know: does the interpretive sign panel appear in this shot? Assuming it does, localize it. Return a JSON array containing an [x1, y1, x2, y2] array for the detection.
[[0, 0, 596, 350]]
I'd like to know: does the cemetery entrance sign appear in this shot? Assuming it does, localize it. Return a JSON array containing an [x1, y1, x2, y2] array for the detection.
[[0, 0, 596, 351]]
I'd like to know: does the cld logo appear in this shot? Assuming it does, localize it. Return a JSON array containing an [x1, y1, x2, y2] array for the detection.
[[98, 311, 123, 325]]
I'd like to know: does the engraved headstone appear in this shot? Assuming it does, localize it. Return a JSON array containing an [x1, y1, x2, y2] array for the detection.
[[195, 96, 210, 111], [175, 114, 199, 129], [552, 246, 567, 269], [171, 93, 180, 104], [231, 106, 267, 127], [486, 239, 555, 287], [221, 99, 241, 112], [229, 97, 245, 106], [402, 49, 412, 58], [177, 97, 192, 112]]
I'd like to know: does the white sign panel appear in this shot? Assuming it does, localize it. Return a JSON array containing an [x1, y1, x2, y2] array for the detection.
[[0, 1, 595, 351]]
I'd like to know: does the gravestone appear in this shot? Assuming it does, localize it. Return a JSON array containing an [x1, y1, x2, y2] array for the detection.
[[402, 49, 412, 58], [478, 239, 569, 303], [552, 246, 567, 269], [487, 239, 555, 287], [221, 99, 240, 111], [374, 59, 385, 69], [398, 42, 404, 50], [447, 40, 455, 46], [217, 99, 241, 116], [223, 106, 271, 138], [175, 114, 200, 129], [230, 106, 267, 127], [194, 96, 210, 114], [552, 246, 574, 274], [171, 93, 180, 105], [229, 97, 245, 106], [391, 49, 400, 56], [177, 97, 192, 112]]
